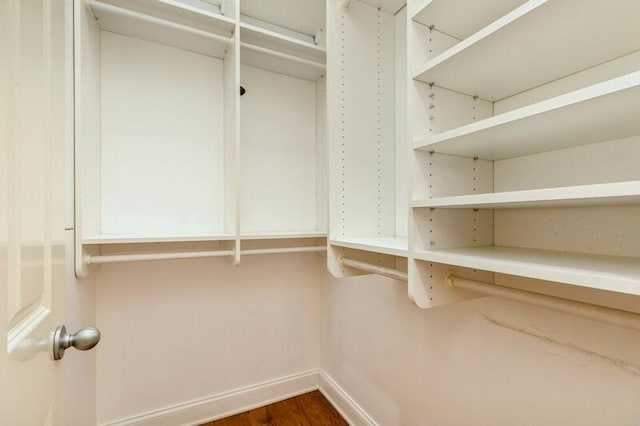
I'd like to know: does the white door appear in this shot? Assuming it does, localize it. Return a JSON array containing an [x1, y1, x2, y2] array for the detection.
[[1, 1, 77, 424]]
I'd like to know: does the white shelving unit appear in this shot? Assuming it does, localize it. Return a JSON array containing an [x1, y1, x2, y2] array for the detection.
[[74, 0, 327, 275], [412, 0, 640, 101], [410, 0, 527, 40], [326, 0, 408, 278], [414, 73, 640, 159], [414, 246, 640, 296], [414, 181, 640, 210], [407, 0, 640, 309], [330, 237, 408, 258]]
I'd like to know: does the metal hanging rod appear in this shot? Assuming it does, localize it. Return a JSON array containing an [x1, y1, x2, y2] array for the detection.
[[339, 257, 408, 281], [85, 246, 326, 265], [242, 246, 326, 256], [85, 250, 234, 265], [89, 0, 232, 44], [241, 42, 326, 69], [445, 273, 640, 332]]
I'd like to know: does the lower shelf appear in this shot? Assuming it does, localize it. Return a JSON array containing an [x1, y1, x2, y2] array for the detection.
[[330, 237, 408, 257], [413, 246, 640, 296]]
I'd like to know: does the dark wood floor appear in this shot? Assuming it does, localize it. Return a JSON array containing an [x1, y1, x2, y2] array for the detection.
[[201, 391, 348, 426]]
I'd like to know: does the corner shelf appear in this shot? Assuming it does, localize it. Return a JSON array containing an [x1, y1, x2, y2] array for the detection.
[[414, 72, 640, 160], [413, 246, 640, 296], [412, 0, 640, 100], [413, 181, 640, 210], [330, 237, 408, 257]]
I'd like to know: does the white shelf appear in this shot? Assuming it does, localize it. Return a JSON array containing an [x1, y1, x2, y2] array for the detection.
[[240, 21, 325, 81], [90, 0, 234, 59], [330, 237, 408, 257], [412, 0, 640, 100], [240, 231, 327, 240], [413, 181, 640, 209], [82, 234, 236, 245], [413, 246, 640, 296], [411, 0, 527, 40], [414, 72, 640, 160]]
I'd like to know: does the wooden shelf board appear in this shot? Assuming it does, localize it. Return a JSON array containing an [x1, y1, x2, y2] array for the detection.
[[97, 0, 235, 29], [412, 0, 640, 100], [413, 181, 640, 209], [239, 21, 325, 62], [238, 18, 324, 82], [330, 237, 408, 257], [91, 0, 234, 59], [414, 72, 640, 160], [411, 0, 527, 40], [82, 234, 236, 245], [413, 246, 640, 295], [240, 231, 327, 240]]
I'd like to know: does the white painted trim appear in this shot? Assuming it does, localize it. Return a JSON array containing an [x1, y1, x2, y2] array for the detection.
[[7, 305, 51, 354], [100, 370, 320, 426], [99, 370, 376, 426], [318, 371, 377, 426]]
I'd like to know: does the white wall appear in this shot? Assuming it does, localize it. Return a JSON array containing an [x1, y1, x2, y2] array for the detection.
[[322, 274, 640, 425], [95, 253, 323, 424]]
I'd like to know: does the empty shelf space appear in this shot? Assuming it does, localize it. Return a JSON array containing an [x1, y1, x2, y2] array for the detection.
[[90, 0, 234, 58], [412, 0, 640, 100], [414, 246, 640, 296], [414, 72, 640, 160], [239, 14, 325, 81], [240, 20, 325, 62], [330, 237, 408, 257], [82, 234, 236, 245], [411, 0, 527, 40], [413, 181, 640, 209]]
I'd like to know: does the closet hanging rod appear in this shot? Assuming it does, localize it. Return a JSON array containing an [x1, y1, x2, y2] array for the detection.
[[85, 250, 234, 265], [89, 0, 232, 45], [84, 246, 326, 265], [242, 246, 326, 256], [445, 273, 640, 332], [339, 257, 408, 281], [240, 42, 326, 69]]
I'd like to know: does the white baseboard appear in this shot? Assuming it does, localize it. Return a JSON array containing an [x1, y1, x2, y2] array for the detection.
[[317, 370, 377, 426], [101, 370, 319, 426], [100, 369, 375, 426]]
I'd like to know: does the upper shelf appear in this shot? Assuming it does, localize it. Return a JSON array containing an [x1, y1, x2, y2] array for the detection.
[[414, 246, 640, 296], [330, 237, 408, 257], [90, 0, 234, 59], [82, 233, 236, 245], [412, 0, 640, 101], [413, 181, 640, 210], [411, 0, 527, 40], [239, 19, 325, 80], [414, 72, 640, 160]]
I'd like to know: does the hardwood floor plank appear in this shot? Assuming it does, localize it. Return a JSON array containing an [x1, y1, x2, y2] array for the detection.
[[297, 391, 348, 425], [246, 406, 275, 425], [266, 397, 311, 426], [201, 391, 346, 426]]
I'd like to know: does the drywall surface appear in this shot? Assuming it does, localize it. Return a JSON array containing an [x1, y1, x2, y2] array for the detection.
[[322, 274, 640, 425], [95, 254, 323, 424]]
